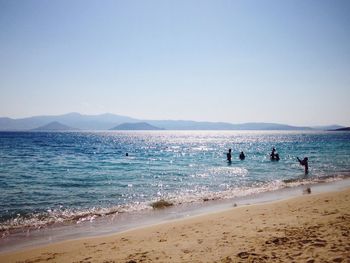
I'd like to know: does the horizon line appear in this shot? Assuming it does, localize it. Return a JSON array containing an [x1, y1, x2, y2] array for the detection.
[[0, 112, 347, 127]]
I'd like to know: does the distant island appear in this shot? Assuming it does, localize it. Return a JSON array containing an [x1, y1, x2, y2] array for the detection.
[[330, 127, 350, 131], [32, 121, 76, 131], [0, 112, 346, 131], [111, 122, 163, 130]]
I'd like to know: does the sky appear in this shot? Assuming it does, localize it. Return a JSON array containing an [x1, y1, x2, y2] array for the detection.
[[0, 0, 349, 126]]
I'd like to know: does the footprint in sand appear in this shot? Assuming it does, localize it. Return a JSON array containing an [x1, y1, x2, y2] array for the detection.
[[312, 239, 327, 247], [332, 257, 344, 262], [265, 236, 289, 245]]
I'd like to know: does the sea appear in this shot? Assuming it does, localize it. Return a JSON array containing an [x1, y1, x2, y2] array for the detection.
[[0, 130, 350, 249]]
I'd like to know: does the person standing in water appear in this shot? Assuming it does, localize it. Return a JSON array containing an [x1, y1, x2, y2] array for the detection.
[[227, 148, 232, 162], [239, 151, 245, 160], [270, 147, 280, 161], [297, 157, 309, 174], [270, 148, 276, 159]]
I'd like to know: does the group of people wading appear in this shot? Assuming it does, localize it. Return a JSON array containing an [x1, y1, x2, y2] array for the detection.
[[226, 149, 245, 162], [226, 147, 309, 174]]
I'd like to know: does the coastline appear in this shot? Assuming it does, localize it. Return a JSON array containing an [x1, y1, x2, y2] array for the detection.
[[1, 182, 349, 262], [1, 177, 350, 254]]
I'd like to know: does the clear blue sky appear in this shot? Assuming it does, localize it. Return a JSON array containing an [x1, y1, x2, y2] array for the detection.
[[1, 0, 349, 126]]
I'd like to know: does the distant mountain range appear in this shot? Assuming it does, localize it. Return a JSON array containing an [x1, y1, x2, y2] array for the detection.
[[145, 120, 314, 131], [32, 121, 77, 131], [312, 125, 345, 130], [0, 113, 137, 131], [111, 122, 163, 130], [0, 112, 346, 131]]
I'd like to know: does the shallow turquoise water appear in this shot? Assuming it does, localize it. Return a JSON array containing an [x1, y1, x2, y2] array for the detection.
[[0, 130, 349, 231]]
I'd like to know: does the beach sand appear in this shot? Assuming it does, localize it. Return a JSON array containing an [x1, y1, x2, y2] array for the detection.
[[1, 188, 349, 263]]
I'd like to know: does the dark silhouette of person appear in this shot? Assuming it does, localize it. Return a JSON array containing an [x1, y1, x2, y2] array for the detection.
[[239, 151, 245, 160], [270, 148, 279, 161], [227, 148, 232, 162], [270, 148, 276, 158], [297, 157, 309, 174], [125, 153, 129, 156]]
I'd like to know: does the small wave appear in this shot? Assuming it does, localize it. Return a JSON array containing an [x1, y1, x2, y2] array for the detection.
[[0, 202, 152, 237], [162, 180, 285, 206], [282, 173, 347, 186], [157, 173, 349, 206]]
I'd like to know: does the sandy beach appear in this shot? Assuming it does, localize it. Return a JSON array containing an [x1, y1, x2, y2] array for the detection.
[[1, 188, 349, 263]]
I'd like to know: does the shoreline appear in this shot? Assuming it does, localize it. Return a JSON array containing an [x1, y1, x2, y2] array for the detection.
[[1, 182, 350, 262], [1, 177, 350, 254]]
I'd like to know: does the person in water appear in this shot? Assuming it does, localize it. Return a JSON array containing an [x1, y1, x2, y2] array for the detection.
[[227, 148, 232, 162], [297, 157, 309, 174], [270, 148, 276, 158], [239, 151, 245, 160], [270, 148, 280, 161]]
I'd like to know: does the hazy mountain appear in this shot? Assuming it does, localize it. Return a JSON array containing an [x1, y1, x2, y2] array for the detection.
[[146, 120, 235, 130], [234, 123, 313, 130], [146, 120, 313, 131], [45, 112, 139, 130], [0, 113, 343, 131], [0, 113, 139, 131], [0, 116, 50, 130], [330, 127, 350, 131], [32, 121, 77, 131], [111, 122, 163, 130], [312, 125, 345, 130]]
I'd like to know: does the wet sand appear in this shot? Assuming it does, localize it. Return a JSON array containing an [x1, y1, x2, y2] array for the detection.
[[1, 188, 349, 262]]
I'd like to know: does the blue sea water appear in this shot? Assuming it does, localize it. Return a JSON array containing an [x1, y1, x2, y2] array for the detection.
[[0, 131, 349, 233]]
